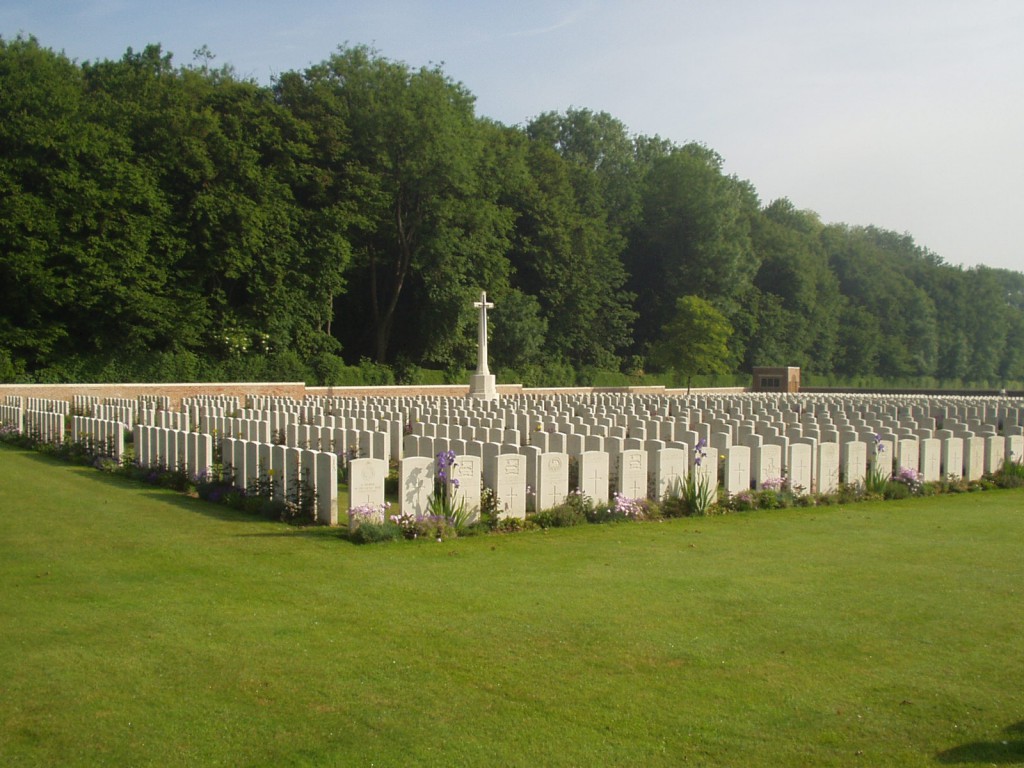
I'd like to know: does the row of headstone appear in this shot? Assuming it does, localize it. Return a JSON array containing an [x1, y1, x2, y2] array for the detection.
[[133, 425, 213, 483], [378, 432, 1024, 525], [138, 409, 189, 431], [0, 404, 24, 433], [72, 394, 99, 413], [92, 404, 137, 425], [23, 410, 65, 443], [219, 437, 339, 524], [25, 397, 70, 415], [70, 417, 127, 461]]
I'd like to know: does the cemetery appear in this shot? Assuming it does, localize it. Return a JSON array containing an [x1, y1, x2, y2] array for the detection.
[[1, 291, 1020, 532], [3, 303, 1023, 765], [2, 383, 1022, 535], [4, 33, 1024, 767]]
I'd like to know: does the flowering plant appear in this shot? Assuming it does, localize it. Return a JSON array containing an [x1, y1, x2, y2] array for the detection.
[[610, 492, 646, 519], [349, 501, 391, 528], [427, 450, 471, 531], [389, 511, 455, 541], [893, 466, 924, 495], [682, 438, 716, 515], [865, 433, 890, 493]]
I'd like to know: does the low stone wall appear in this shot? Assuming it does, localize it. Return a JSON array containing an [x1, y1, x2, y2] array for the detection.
[[803, 387, 1024, 398], [0, 382, 750, 407], [305, 384, 527, 398], [0, 382, 307, 410]]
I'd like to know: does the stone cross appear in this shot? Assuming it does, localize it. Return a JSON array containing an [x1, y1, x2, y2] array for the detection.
[[473, 291, 494, 375]]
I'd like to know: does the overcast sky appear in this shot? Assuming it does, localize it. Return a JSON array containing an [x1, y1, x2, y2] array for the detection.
[[4, 0, 1022, 272]]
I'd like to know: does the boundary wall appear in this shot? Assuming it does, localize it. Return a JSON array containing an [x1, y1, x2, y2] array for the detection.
[[0, 382, 748, 408], [11, 382, 1019, 407]]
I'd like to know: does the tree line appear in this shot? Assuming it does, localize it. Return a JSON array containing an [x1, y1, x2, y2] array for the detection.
[[2, 36, 1022, 387]]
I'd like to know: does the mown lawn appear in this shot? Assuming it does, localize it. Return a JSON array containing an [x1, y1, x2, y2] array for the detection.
[[1, 443, 1023, 767]]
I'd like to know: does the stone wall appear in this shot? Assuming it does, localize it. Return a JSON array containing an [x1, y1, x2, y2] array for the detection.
[[1, 382, 747, 407], [0, 382, 307, 410]]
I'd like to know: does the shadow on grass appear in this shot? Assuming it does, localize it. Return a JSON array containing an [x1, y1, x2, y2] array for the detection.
[[935, 721, 1024, 764], [3, 443, 341, 540]]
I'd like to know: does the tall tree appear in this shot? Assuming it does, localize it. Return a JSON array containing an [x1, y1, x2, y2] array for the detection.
[[303, 46, 512, 364], [625, 144, 759, 352], [649, 295, 733, 392], [505, 136, 635, 370]]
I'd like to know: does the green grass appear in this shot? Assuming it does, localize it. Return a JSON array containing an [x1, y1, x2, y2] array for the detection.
[[2, 443, 1023, 767]]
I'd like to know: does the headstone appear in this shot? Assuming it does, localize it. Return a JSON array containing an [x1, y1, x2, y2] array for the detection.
[[1006, 435, 1024, 467], [617, 449, 648, 499], [941, 435, 964, 480], [653, 447, 687, 499], [787, 443, 812, 496], [919, 438, 942, 482], [963, 436, 985, 481], [348, 457, 387, 510], [520, 444, 542, 512], [453, 454, 482, 521], [400, 456, 434, 518], [841, 441, 867, 487], [817, 442, 840, 495], [493, 453, 527, 519], [578, 450, 610, 505], [724, 445, 751, 496], [896, 438, 919, 474], [753, 443, 783, 489], [271, 444, 288, 501], [536, 452, 569, 510], [984, 434, 1005, 475]]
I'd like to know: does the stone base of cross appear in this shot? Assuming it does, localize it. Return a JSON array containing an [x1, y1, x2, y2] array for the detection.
[[468, 371, 498, 401]]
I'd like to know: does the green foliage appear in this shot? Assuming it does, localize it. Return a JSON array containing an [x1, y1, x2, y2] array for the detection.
[[2, 37, 1024, 385], [649, 296, 733, 391], [531, 503, 586, 529], [994, 456, 1024, 488], [349, 520, 404, 544]]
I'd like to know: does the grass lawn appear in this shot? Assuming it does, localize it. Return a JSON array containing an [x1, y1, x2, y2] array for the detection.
[[1, 442, 1023, 767]]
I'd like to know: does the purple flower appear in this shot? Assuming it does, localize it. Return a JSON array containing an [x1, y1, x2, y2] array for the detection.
[[694, 438, 708, 468]]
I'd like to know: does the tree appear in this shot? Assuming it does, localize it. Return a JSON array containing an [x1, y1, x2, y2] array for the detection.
[[649, 295, 733, 392], [303, 46, 513, 365], [504, 132, 635, 370], [625, 144, 758, 351], [745, 199, 841, 373]]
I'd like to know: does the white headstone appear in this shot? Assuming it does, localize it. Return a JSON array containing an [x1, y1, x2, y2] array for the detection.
[[578, 450, 610, 504], [817, 442, 840, 495], [653, 447, 687, 499], [348, 457, 387, 510], [493, 453, 527, 519], [537, 452, 569, 510], [400, 456, 434, 518], [617, 449, 648, 499], [724, 445, 750, 496], [453, 454, 482, 521]]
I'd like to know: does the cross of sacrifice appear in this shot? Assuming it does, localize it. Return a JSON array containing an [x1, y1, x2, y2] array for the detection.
[[473, 291, 494, 375]]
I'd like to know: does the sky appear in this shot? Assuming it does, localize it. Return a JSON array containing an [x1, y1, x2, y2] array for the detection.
[[4, 0, 1023, 272]]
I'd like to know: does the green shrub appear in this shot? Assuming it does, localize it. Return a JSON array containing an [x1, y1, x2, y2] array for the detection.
[[350, 521, 404, 544], [882, 481, 911, 500], [532, 502, 586, 529], [660, 495, 690, 517], [994, 457, 1024, 488]]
